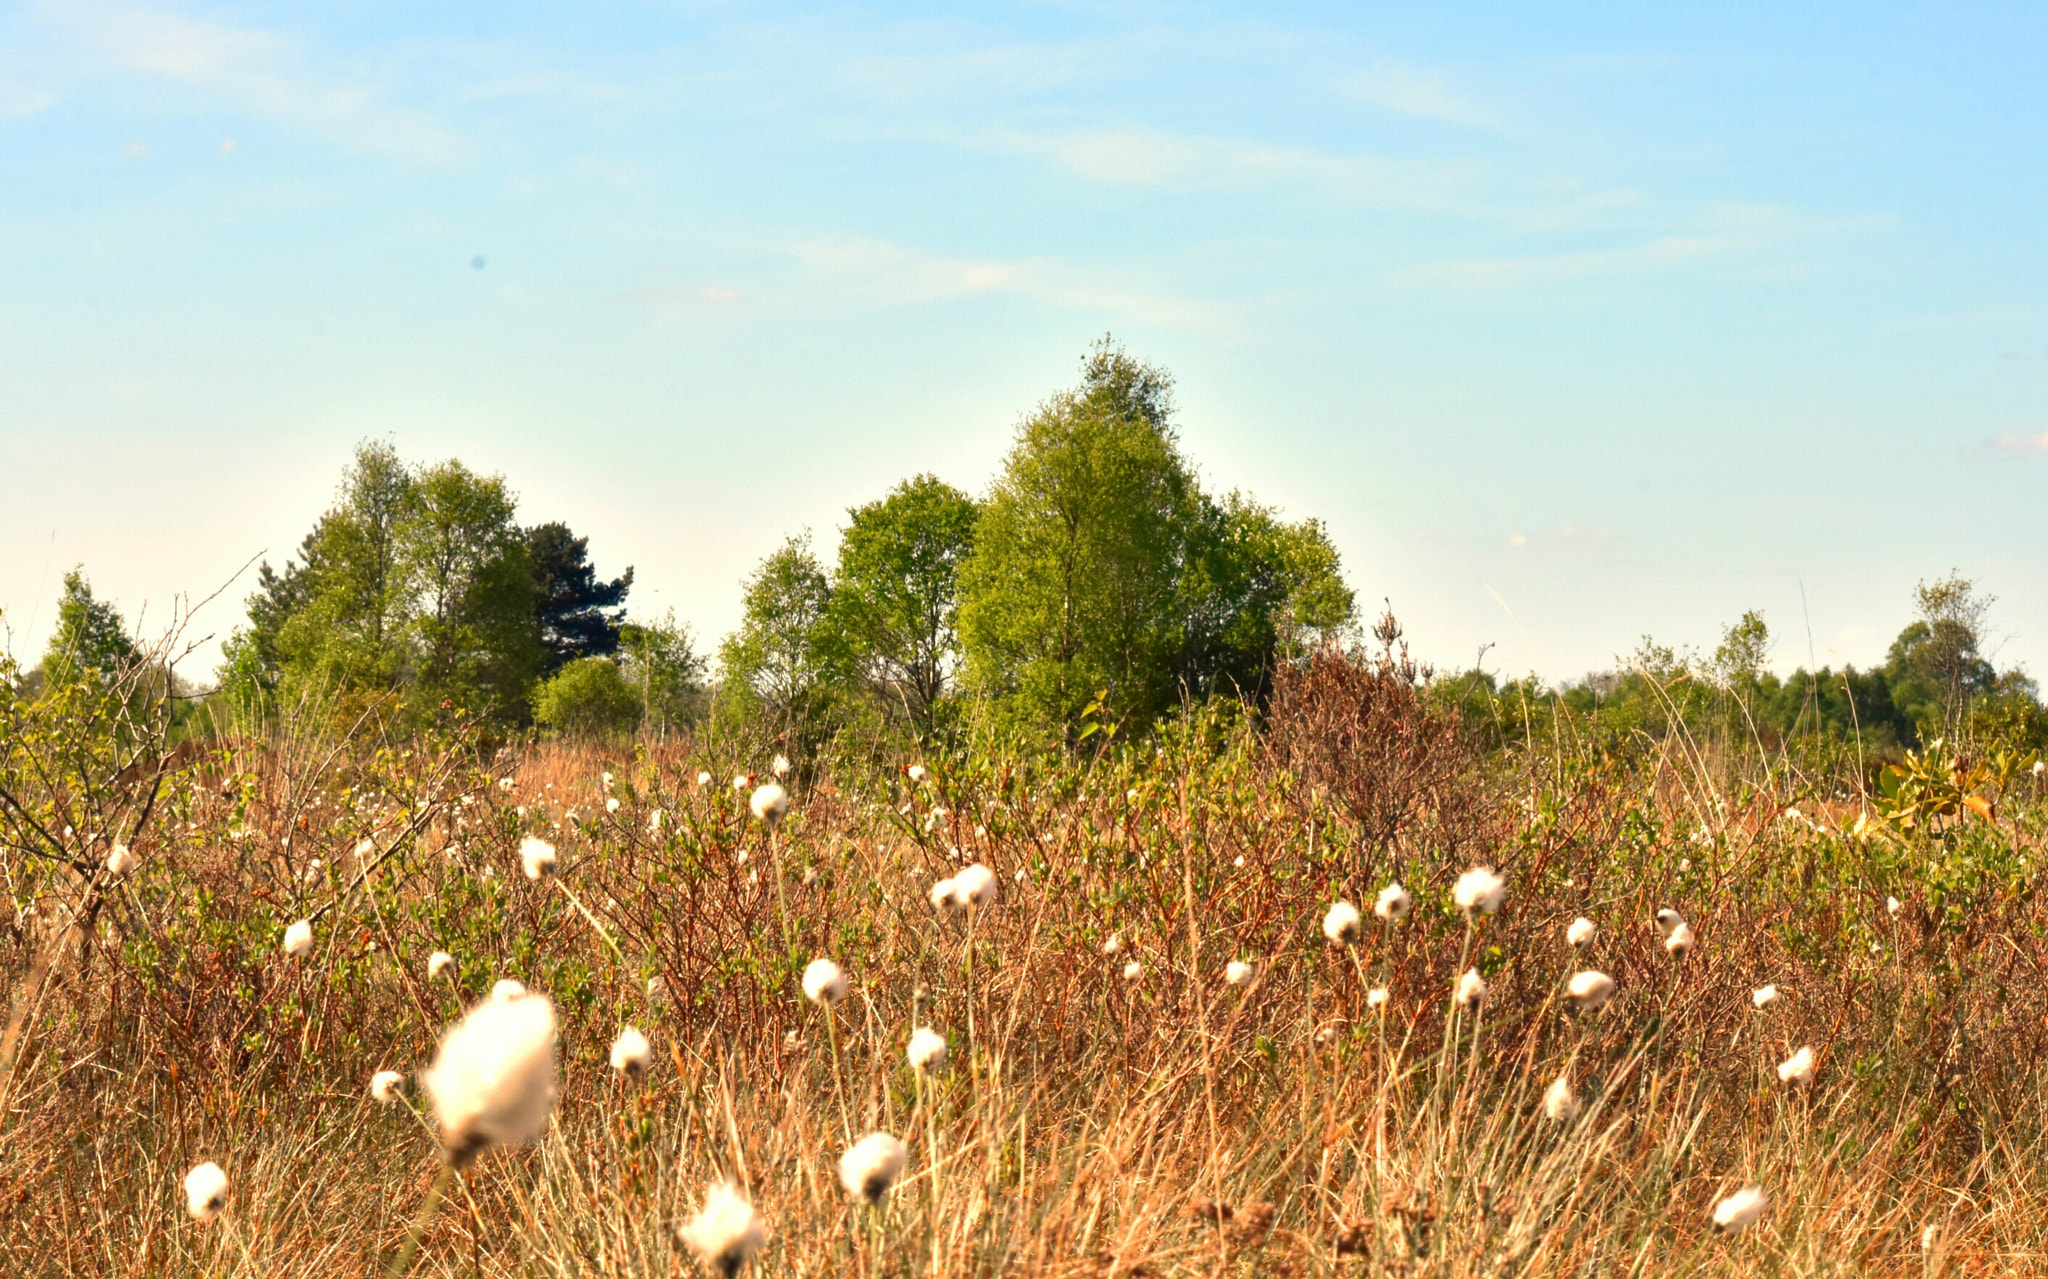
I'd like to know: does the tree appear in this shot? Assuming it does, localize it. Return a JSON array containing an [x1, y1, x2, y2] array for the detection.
[[956, 338, 1354, 739], [1711, 610, 1771, 688], [528, 522, 633, 676], [41, 569, 140, 690], [957, 341, 1202, 735], [829, 475, 978, 737], [718, 535, 846, 753], [1886, 573, 1997, 740], [532, 657, 642, 739], [400, 460, 540, 721], [618, 610, 707, 736]]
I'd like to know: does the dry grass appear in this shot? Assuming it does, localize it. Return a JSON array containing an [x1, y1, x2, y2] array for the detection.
[[3, 712, 2048, 1277]]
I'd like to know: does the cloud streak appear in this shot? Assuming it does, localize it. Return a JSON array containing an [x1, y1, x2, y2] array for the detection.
[[1338, 65, 1503, 130], [1969, 431, 2048, 460], [39, 1, 456, 158]]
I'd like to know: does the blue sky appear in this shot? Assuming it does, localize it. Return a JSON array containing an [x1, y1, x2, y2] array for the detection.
[[3, 1, 2045, 683]]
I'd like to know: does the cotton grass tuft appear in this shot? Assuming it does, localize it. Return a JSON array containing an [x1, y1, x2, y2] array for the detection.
[[1751, 984, 1779, 1009], [1777, 1045, 1816, 1086], [1321, 900, 1363, 946], [801, 958, 848, 1005], [907, 1026, 948, 1073], [610, 1026, 652, 1078], [421, 991, 558, 1167], [1225, 960, 1255, 987], [1454, 967, 1487, 1010], [1542, 1074, 1579, 1121], [1453, 867, 1506, 917], [520, 837, 557, 880], [1711, 1185, 1767, 1234], [839, 1131, 908, 1203], [1374, 882, 1413, 922], [283, 919, 313, 958], [183, 1161, 228, 1222], [749, 783, 789, 826], [427, 950, 455, 981], [1567, 970, 1615, 1013], [1566, 916, 1596, 947], [677, 1181, 766, 1278], [371, 1070, 404, 1103], [105, 844, 136, 877]]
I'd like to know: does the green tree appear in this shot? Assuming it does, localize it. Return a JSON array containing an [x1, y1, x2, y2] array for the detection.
[[532, 657, 642, 739], [40, 569, 140, 690], [619, 610, 707, 736], [718, 535, 846, 753], [1886, 573, 1996, 739], [829, 475, 979, 737], [957, 341, 1203, 735], [528, 522, 633, 676], [1176, 493, 1353, 703]]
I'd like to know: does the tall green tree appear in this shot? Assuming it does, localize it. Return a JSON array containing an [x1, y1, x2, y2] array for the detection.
[[718, 535, 845, 752], [829, 475, 978, 736], [40, 569, 140, 690], [957, 342, 1203, 735], [1886, 573, 1996, 739], [400, 460, 540, 720], [957, 339, 1354, 738], [527, 522, 633, 675]]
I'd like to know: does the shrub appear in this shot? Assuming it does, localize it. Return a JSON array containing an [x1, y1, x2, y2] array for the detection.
[[532, 657, 641, 738]]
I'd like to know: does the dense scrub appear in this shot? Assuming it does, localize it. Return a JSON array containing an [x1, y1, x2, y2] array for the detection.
[[4, 657, 2048, 1276]]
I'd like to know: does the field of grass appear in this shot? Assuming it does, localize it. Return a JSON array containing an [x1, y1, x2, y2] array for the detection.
[[5, 697, 2048, 1276]]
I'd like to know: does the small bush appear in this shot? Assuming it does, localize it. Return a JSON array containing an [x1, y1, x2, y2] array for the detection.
[[532, 657, 641, 738]]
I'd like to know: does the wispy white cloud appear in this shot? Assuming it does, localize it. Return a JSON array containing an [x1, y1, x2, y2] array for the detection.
[[1968, 431, 2048, 461], [788, 237, 1226, 329], [1337, 65, 1503, 131], [0, 79, 56, 120], [1406, 203, 1884, 289], [38, 1, 456, 158]]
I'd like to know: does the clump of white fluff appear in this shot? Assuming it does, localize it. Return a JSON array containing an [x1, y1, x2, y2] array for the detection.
[[1454, 968, 1487, 1010], [802, 958, 848, 1005], [839, 1131, 908, 1203], [1567, 970, 1616, 1013], [427, 950, 455, 981], [1542, 1074, 1579, 1122], [420, 991, 559, 1167], [520, 837, 557, 880], [1322, 900, 1363, 946], [1711, 1185, 1767, 1234], [907, 1026, 948, 1073], [677, 1181, 766, 1278], [749, 783, 789, 826], [1374, 882, 1413, 923], [283, 919, 313, 958], [1566, 917, 1596, 947], [184, 1161, 228, 1222], [371, 1070, 404, 1103], [1453, 867, 1506, 918], [106, 844, 137, 877], [611, 1026, 653, 1077]]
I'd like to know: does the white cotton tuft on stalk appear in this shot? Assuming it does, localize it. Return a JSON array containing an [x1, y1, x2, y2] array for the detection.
[[1322, 900, 1363, 946], [370, 1070, 404, 1103], [951, 862, 996, 909], [105, 844, 136, 877], [1225, 960, 1255, 987], [1887, 895, 1903, 917], [839, 1131, 908, 1203], [1102, 933, 1122, 955], [283, 919, 313, 958], [907, 1026, 948, 1073], [907, 763, 927, 782], [1664, 921, 1696, 957], [801, 958, 848, 1005], [1122, 960, 1142, 982], [1542, 1074, 1580, 1122], [183, 1161, 228, 1222], [520, 837, 557, 880], [420, 991, 558, 1166], [605, 797, 620, 813], [1751, 984, 1779, 1009], [1453, 867, 1506, 917], [428, 950, 455, 981], [1374, 882, 1413, 923], [649, 809, 663, 833], [771, 754, 791, 779], [1567, 970, 1616, 1013], [490, 978, 527, 1002], [1366, 986, 1389, 1009], [610, 1026, 652, 1077], [1777, 1045, 1816, 1086], [1454, 967, 1487, 1010], [677, 1181, 766, 1279], [1711, 1185, 1767, 1234], [749, 783, 789, 826], [1653, 908, 1686, 939], [696, 771, 712, 787], [1566, 917, 1596, 947]]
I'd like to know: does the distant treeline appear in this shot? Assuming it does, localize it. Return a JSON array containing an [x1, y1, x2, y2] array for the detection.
[[13, 339, 2043, 768]]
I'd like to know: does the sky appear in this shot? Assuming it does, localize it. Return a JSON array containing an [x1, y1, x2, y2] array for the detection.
[[2, 1, 2045, 685]]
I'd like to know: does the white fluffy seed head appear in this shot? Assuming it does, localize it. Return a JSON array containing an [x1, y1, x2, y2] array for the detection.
[[282, 919, 313, 958], [427, 950, 455, 981], [1777, 1045, 1816, 1086], [1653, 908, 1686, 939], [839, 1131, 908, 1203], [1322, 900, 1363, 946], [1454, 967, 1487, 1010], [951, 863, 996, 909], [1566, 917, 1596, 947], [1542, 1074, 1580, 1122], [1567, 970, 1616, 1013], [1122, 960, 1142, 982], [1887, 895, 1903, 917], [1374, 882, 1413, 923], [749, 783, 789, 826], [355, 837, 376, 860], [928, 876, 961, 914], [183, 1161, 228, 1222], [677, 1181, 766, 1278], [606, 797, 620, 813], [1664, 921, 1696, 958], [802, 958, 848, 1005], [105, 844, 136, 877], [1225, 960, 1255, 987], [520, 837, 557, 880], [421, 992, 558, 1166], [1366, 986, 1389, 1009], [907, 763, 927, 783], [1453, 867, 1506, 917], [907, 1026, 948, 1073], [1751, 984, 1779, 1009], [696, 771, 713, 787], [1712, 1185, 1767, 1234], [649, 809, 663, 833], [771, 754, 791, 779], [1102, 933, 1122, 955], [371, 1070, 404, 1103], [610, 1026, 653, 1077], [490, 978, 528, 1002]]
